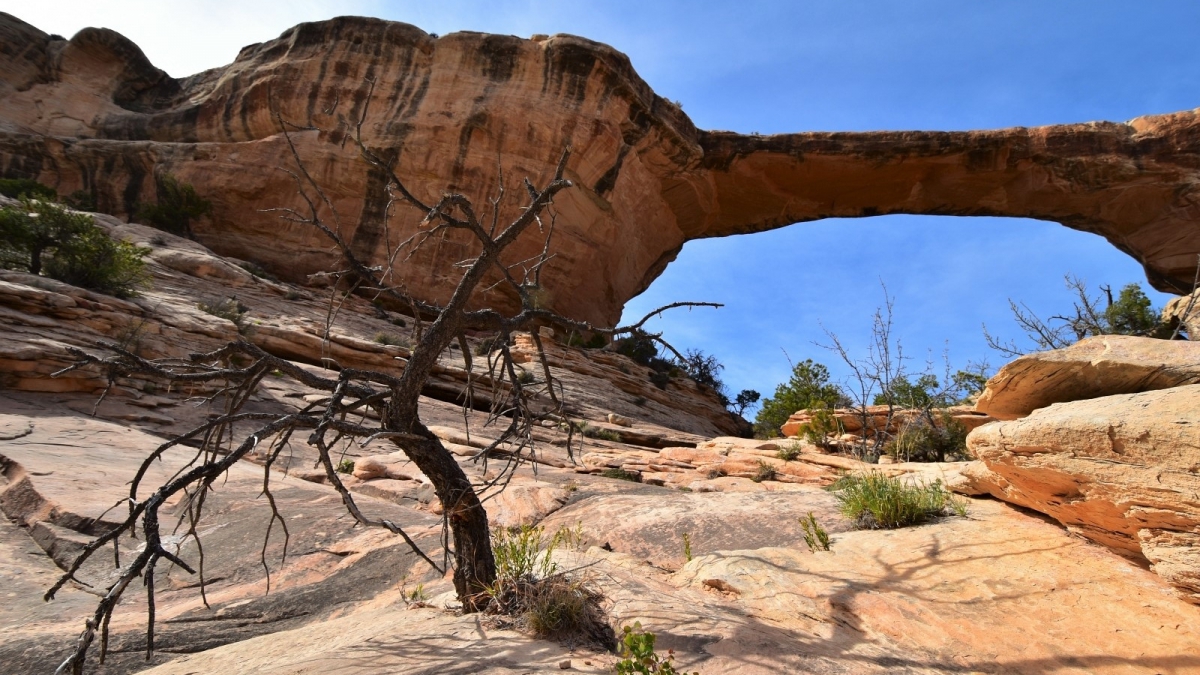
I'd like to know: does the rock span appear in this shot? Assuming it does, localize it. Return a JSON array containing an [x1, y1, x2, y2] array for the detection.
[[2, 12, 1200, 325]]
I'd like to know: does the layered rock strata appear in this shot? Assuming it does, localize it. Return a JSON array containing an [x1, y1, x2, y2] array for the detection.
[[3, 13, 1200, 324], [968, 385, 1200, 602], [974, 334, 1200, 420]]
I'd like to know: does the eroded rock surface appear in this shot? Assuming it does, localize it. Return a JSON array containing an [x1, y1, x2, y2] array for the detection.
[[968, 385, 1200, 601], [974, 335, 1200, 420], [3, 12, 1200, 326]]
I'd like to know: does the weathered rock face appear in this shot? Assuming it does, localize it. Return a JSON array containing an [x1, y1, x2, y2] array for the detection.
[[3, 12, 1200, 324], [967, 385, 1200, 602], [974, 335, 1200, 420]]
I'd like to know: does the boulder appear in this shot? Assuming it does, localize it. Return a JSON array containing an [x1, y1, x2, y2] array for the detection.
[[974, 335, 1200, 420], [967, 384, 1200, 601]]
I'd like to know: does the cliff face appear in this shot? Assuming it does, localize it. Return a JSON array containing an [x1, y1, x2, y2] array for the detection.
[[2, 12, 1199, 324]]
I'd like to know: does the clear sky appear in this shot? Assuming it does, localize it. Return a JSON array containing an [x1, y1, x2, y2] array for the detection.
[[9, 1, 1199, 414]]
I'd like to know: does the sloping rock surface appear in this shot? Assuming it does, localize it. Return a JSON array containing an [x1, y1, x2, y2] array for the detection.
[[3, 12, 1200, 325], [967, 385, 1200, 602], [974, 335, 1200, 420]]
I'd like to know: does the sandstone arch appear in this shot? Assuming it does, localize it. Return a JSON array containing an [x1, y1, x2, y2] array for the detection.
[[1, 12, 1197, 324]]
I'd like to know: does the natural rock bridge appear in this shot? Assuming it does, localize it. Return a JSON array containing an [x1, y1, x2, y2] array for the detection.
[[2, 12, 1198, 324]]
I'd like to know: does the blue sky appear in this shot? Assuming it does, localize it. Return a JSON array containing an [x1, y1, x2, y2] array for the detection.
[[12, 1, 1200, 413]]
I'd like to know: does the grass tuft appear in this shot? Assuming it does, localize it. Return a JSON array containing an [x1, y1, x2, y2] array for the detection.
[[829, 472, 964, 529]]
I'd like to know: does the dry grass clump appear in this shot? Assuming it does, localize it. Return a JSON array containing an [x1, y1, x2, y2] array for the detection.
[[485, 525, 613, 648]]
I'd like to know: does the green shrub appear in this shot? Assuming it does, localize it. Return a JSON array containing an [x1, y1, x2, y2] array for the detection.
[[0, 199, 149, 298], [681, 532, 693, 562], [566, 332, 607, 349], [516, 368, 535, 384], [776, 441, 802, 461], [198, 297, 250, 332], [754, 359, 847, 439], [799, 512, 831, 552], [578, 422, 622, 442], [373, 332, 408, 347], [885, 414, 970, 463], [750, 459, 777, 483], [829, 472, 960, 529], [487, 526, 610, 644], [600, 468, 642, 482], [799, 404, 843, 450], [336, 458, 355, 474], [474, 333, 506, 356], [135, 173, 211, 238], [0, 178, 56, 200], [615, 622, 699, 675]]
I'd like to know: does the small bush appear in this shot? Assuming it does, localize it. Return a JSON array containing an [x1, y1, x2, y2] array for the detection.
[[578, 422, 622, 442], [487, 525, 610, 645], [750, 459, 777, 483], [198, 297, 250, 333], [649, 370, 671, 390], [776, 441, 802, 461], [135, 173, 211, 238], [0, 178, 56, 200], [565, 332, 607, 349], [682, 532, 693, 562], [62, 190, 96, 211], [830, 472, 960, 529], [800, 405, 843, 451], [237, 260, 278, 282], [600, 468, 641, 482], [373, 332, 408, 347], [885, 413, 969, 463], [474, 333, 506, 356], [615, 622, 699, 675], [799, 512, 831, 552], [336, 458, 355, 474], [516, 368, 535, 384], [703, 466, 726, 480], [0, 199, 149, 297]]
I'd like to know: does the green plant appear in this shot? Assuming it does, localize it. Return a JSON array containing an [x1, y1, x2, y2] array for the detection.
[[600, 468, 642, 482], [135, 173, 212, 238], [800, 404, 843, 451], [566, 331, 607, 349], [198, 297, 250, 332], [336, 458, 355, 474], [516, 368, 535, 384], [799, 512, 831, 552], [681, 532, 693, 562], [830, 472, 960, 529], [949, 494, 971, 517], [487, 526, 610, 643], [237, 260, 279, 282], [0, 178, 56, 200], [474, 333, 506, 356], [776, 441, 802, 462], [885, 413, 970, 463], [62, 189, 96, 211], [578, 422, 622, 442], [0, 199, 150, 298], [373, 332, 408, 347], [731, 389, 760, 417], [750, 459, 777, 483], [754, 359, 847, 439], [614, 622, 699, 675]]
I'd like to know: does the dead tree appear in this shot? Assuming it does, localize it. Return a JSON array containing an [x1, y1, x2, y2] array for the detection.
[[45, 87, 718, 674]]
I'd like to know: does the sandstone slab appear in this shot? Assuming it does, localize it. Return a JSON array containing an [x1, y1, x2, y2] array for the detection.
[[967, 384, 1200, 601]]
